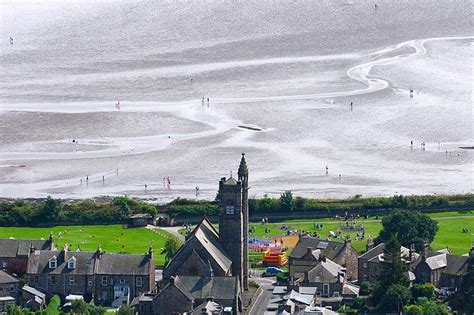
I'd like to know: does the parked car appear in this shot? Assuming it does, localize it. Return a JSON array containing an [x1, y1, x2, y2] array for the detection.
[[262, 267, 283, 277]]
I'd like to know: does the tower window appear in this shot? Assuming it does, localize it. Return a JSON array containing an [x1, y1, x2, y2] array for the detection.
[[225, 205, 235, 214]]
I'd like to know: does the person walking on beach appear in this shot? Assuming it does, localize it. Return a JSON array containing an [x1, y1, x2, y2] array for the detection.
[[207, 98, 210, 108], [102, 176, 105, 183], [9, 37, 13, 46], [350, 102, 353, 111], [325, 165, 329, 175], [202, 96, 205, 107], [86, 176, 89, 183]]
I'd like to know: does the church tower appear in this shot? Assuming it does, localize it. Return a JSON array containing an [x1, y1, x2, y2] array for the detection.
[[218, 153, 249, 291]]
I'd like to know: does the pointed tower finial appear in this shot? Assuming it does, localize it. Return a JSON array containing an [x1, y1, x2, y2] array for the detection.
[[238, 152, 248, 179]]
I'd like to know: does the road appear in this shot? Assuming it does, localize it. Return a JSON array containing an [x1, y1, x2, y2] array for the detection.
[[147, 225, 185, 243], [248, 271, 276, 315]]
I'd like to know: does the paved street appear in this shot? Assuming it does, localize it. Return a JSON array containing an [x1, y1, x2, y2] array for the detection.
[[248, 272, 276, 315]]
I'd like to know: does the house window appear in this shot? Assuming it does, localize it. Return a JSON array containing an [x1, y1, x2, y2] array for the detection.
[[363, 262, 368, 268], [190, 267, 198, 276], [363, 275, 368, 281], [49, 276, 56, 286], [68, 259, 76, 269], [323, 284, 330, 297], [119, 279, 125, 285], [49, 258, 57, 269], [9, 284, 15, 292], [136, 277, 143, 287], [33, 275, 39, 285], [102, 276, 108, 286], [69, 276, 75, 286], [88, 278, 93, 287]]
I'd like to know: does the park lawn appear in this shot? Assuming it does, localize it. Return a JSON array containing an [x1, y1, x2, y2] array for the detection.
[[431, 218, 473, 255], [279, 210, 473, 223], [249, 218, 473, 255], [0, 225, 171, 266]]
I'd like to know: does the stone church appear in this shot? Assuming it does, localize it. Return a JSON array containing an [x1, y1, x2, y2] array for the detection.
[[146, 154, 249, 314]]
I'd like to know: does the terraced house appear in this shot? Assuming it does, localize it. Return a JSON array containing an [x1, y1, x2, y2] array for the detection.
[[26, 245, 154, 306]]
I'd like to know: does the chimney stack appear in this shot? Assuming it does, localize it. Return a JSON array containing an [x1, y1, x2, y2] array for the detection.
[[366, 237, 374, 251], [409, 244, 416, 262]]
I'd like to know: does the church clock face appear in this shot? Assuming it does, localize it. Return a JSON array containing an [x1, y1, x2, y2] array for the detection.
[[225, 205, 235, 215]]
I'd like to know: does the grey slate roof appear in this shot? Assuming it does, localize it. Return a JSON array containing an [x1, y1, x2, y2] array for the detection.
[[290, 237, 345, 260], [358, 243, 385, 260], [307, 259, 343, 283], [27, 250, 151, 276], [27, 250, 96, 275], [97, 253, 151, 275], [425, 253, 448, 270], [179, 275, 238, 300], [0, 238, 53, 258], [0, 270, 19, 284], [22, 285, 46, 300], [360, 243, 418, 262], [444, 254, 469, 275]]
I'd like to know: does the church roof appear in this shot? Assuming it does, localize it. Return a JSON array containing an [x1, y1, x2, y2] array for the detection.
[[164, 218, 232, 276], [223, 177, 238, 185], [193, 218, 232, 272], [179, 275, 239, 300]]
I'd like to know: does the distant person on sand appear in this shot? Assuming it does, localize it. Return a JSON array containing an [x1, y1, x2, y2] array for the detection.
[[9, 37, 13, 46], [202, 96, 205, 107], [325, 165, 329, 175], [207, 98, 210, 108], [350, 102, 353, 111], [115, 101, 120, 110]]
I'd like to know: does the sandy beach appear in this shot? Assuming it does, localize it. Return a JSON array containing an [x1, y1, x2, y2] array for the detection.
[[0, 0, 472, 201]]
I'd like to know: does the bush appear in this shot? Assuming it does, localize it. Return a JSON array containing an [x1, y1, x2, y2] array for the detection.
[[411, 283, 434, 301]]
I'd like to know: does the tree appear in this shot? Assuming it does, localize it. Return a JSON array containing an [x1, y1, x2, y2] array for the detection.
[[41, 196, 61, 222], [117, 304, 135, 315], [71, 300, 88, 314], [280, 191, 294, 212], [373, 235, 409, 307], [161, 237, 181, 265], [378, 284, 411, 313], [407, 297, 450, 315], [405, 304, 424, 315], [375, 210, 438, 252]]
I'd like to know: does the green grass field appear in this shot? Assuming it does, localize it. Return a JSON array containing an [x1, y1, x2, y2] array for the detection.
[[1, 211, 471, 269], [0, 225, 172, 266]]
